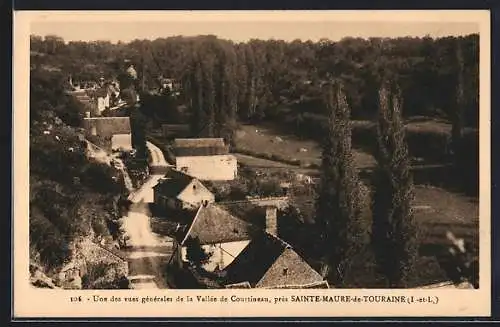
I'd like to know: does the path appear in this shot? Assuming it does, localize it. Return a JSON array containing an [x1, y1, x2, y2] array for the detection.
[[122, 141, 174, 289]]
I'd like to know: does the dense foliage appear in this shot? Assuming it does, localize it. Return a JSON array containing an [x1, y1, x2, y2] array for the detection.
[[371, 82, 418, 287], [315, 82, 365, 286], [184, 236, 212, 267], [30, 34, 478, 128], [30, 68, 127, 272]]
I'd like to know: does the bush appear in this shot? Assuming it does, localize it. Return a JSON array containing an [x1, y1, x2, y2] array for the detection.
[[185, 236, 212, 267]]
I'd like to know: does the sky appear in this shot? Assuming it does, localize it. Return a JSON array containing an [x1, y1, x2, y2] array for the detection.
[[30, 20, 479, 44]]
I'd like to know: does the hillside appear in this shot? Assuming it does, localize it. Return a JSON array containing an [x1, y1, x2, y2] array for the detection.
[[29, 68, 130, 289]]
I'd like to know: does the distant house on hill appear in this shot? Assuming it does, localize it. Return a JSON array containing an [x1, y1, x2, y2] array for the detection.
[[153, 169, 215, 211], [82, 117, 132, 152], [171, 203, 260, 272], [95, 86, 110, 114], [173, 138, 237, 181]]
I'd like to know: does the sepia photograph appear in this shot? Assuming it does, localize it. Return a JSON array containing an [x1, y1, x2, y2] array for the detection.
[[13, 10, 491, 318]]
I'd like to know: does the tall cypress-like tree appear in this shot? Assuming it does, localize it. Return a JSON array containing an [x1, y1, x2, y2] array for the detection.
[[451, 39, 466, 180], [189, 53, 205, 137], [315, 81, 364, 286], [371, 81, 418, 288], [202, 56, 216, 138]]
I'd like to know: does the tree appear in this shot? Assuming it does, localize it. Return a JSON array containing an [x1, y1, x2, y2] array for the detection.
[[315, 81, 364, 286], [371, 81, 418, 288], [184, 236, 212, 267], [130, 107, 148, 158], [451, 39, 466, 183]]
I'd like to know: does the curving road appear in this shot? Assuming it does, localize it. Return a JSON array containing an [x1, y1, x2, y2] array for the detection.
[[122, 141, 173, 289]]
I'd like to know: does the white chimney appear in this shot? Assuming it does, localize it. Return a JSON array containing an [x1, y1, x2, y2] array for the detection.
[[265, 206, 278, 237]]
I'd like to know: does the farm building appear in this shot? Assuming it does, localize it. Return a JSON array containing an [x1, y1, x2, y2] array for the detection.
[[173, 138, 237, 181], [82, 117, 132, 152], [171, 203, 259, 272], [153, 169, 215, 211], [170, 202, 327, 289], [222, 232, 327, 289]]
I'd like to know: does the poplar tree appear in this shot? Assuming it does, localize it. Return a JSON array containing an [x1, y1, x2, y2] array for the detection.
[[451, 39, 466, 178], [371, 81, 418, 288], [202, 56, 216, 137], [189, 53, 205, 137], [315, 81, 364, 286]]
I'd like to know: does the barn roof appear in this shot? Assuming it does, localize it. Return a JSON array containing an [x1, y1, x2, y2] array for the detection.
[[82, 117, 131, 136], [219, 202, 266, 229], [173, 138, 229, 157]]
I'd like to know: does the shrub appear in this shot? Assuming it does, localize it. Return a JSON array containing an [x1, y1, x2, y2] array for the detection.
[[185, 236, 212, 267]]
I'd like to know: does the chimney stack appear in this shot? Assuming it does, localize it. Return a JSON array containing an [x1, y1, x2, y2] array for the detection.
[[265, 206, 278, 237]]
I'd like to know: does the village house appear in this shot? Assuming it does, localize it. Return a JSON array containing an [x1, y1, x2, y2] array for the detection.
[[82, 116, 132, 152], [95, 85, 111, 114], [169, 201, 328, 289], [153, 169, 215, 211], [222, 231, 328, 289], [170, 203, 259, 272], [173, 138, 237, 181]]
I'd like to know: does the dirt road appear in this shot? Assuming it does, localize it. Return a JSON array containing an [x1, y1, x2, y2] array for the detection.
[[122, 141, 173, 289]]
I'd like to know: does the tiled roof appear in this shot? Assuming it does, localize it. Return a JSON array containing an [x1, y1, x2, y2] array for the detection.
[[222, 232, 324, 288], [154, 169, 195, 199], [82, 117, 131, 136], [219, 202, 266, 229], [173, 138, 229, 157], [178, 203, 258, 245]]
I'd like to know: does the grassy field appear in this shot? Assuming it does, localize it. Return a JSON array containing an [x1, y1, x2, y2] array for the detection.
[[234, 123, 377, 169], [234, 121, 479, 280], [291, 184, 478, 288]]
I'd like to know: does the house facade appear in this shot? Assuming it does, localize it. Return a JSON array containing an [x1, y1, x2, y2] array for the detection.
[[176, 155, 237, 181], [153, 170, 215, 212], [173, 138, 237, 181], [82, 117, 132, 152]]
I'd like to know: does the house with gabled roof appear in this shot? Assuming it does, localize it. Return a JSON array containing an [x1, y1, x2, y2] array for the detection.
[[171, 203, 259, 272], [153, 169, 215, 212], [82, 116, 132, 153], [169, 201, 328, 289], [222, 231, 327, 289]]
